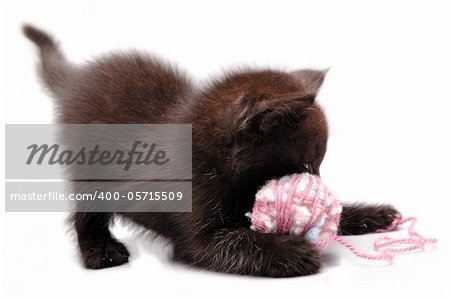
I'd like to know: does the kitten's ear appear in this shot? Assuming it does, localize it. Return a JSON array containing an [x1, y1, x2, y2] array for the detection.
[[292, 69, 328, 94], [235, 93, 315, 141]]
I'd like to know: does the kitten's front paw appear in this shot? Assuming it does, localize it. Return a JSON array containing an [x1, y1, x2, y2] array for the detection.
[[339, 204, 400, 235], [264, 235, 321, 278], [372, 205, 400, 231], [82, 239, 130, 269]]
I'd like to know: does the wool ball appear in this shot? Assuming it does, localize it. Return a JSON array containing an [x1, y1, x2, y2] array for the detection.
[[246, 173, 342, 249]]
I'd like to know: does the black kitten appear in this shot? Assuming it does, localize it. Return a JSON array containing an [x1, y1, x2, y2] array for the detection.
[[23, 25, 399, 277]]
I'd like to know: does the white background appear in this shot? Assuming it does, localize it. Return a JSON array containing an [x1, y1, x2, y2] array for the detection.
[[1, 0, 449, 298]]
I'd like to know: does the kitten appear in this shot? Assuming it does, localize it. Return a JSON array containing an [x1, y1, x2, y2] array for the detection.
[[23, 25, 398, 277]]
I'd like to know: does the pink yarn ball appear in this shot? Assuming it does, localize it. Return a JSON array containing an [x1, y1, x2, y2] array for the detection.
[[246, 173, 342, 249], [247, 173, 437, 261]]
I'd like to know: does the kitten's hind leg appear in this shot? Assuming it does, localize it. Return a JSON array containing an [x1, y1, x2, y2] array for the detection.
[[72, 212, 130, 269]]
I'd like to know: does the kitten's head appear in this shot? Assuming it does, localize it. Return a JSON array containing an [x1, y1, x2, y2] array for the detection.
[[199, 68, 328, 183]]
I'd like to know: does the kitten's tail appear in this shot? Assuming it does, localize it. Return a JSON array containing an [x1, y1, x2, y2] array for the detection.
[[22, 24, 75, 97]]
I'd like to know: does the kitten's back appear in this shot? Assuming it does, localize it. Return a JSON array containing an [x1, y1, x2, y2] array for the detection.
[[23, 25, 194, 124]]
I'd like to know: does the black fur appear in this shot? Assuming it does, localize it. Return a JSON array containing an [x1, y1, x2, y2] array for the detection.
[[24, 25, 399, 277]]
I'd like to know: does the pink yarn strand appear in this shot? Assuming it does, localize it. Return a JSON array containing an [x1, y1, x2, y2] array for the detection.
[[301, 176, 322, 236], [277, 174, 303, 233], [333, 214, 437, 261], [333, 236, 393, 260]]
